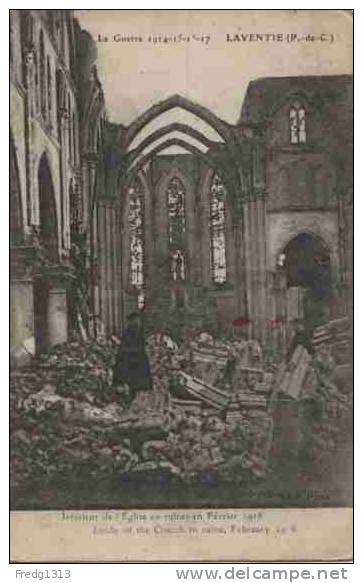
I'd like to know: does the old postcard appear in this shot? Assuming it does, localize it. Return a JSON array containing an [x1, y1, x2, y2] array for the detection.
[[10, 9, 353, 562]]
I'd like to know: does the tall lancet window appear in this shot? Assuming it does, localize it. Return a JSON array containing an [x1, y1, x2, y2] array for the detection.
[[289, 103, 306, 144], [167, 176, 186, 281], [210, 173, 227, 283], [128, 177, 145, 309]]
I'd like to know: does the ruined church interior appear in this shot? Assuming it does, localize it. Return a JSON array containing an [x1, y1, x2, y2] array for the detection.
[[10, 10, 353, 509]]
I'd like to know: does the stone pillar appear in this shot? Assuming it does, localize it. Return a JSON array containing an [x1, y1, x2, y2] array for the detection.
[[271, 269, 288, 356], [10, 278, 35, 367], [24, 49, 36, 119], [242, 200, 253, 337], [47, 287, 68, 346], [58, 110, 68, 249], [98, 202, 109, 333], [24, 49, 36, 225], [117, 203, 124, 333]]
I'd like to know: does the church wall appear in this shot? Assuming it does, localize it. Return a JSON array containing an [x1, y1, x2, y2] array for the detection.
[[10, 85, 27, 233], [10, 10, 84, 365], [10, 11, 352, 357]]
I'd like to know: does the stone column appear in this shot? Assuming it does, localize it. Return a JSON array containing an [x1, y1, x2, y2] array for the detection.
[[10, 246, 38, 367], [24, 49, 37, 225], [47, 286, 68, 346], [81, 152, 98, 232], [58, 109, 69, 250], [10, 278, 35, 367]]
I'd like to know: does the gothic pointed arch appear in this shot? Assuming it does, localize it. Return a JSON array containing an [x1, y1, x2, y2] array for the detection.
[[127, 122, 215, 166], [37, 152, 59, 262], [155, 159, 195, 200], [125, 137, 220, 187], [123, 94, 232, 149], [153, 165, 192, 286], [280, 232, 332, 333], [281, 232, 331, 289]]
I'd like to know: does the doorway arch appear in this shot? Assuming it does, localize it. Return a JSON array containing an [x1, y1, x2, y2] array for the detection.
[[34, 153, 59, 352], [283, 232, 331, 296], [281, 232, 332, 340], [38, 153, 58, 261]]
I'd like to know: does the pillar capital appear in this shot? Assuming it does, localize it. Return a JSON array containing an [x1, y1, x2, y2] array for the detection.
[[35, 263, 74, 289], [10, 245, 38, 279]]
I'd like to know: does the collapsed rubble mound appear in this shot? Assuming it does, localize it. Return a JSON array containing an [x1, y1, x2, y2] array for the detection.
[[10, 319, 353, 507], [269, 317, 352, 500], [10, 339, 167, 505]]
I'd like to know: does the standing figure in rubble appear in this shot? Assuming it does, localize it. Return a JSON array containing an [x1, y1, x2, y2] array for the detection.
[[112, 311, 153, 407]]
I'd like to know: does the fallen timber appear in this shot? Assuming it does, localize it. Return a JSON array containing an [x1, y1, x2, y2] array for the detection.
[[176, 371, 231, 410]]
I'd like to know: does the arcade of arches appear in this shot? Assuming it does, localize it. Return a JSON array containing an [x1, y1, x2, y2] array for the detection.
[[88, 89, 351, 352]]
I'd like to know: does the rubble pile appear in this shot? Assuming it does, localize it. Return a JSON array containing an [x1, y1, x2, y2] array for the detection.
[[11, 321, 352, 507], [162, 333, 275, 479], [270, 317, 352, 487], [146, 332, 180, 398], [10, 339, 118, 409], [188, 332, 231, 390], [226, 340, 275, 477], [10, 339, 169, 503], [302, 320, 353, 481], [163, 407, 225, 476]]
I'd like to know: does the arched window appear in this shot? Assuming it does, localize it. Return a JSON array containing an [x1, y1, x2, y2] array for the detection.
[[171, 249, 185, 282], [289, 103, 306, 144], [128, 177, 145, 308], [39, 31, 46, 117], [209, 173, 227, 283], [167, 176, 186, 281], [38, 154, 58, 262]]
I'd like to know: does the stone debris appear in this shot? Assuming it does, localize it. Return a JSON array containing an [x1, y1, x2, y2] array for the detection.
[[10, 322, 352, 504], [269, 318, 352, 483], [175, 371, 230, 410], [278, 345, 312, 400]]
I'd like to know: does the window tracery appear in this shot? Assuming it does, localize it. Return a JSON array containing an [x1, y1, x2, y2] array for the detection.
[[167, 176, 186, 281], [128, 177, 145, 308], [209, 173, 227, 283], [289, 103, 306, 144]]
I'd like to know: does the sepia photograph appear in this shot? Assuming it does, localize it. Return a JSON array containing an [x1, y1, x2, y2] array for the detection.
[[9, 9, 353, 562]]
